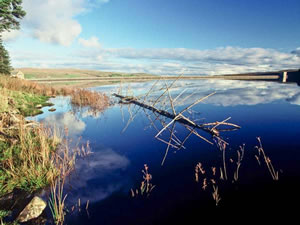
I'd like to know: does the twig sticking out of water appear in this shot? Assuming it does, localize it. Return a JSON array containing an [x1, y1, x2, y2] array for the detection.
[[114, 75, 240, 165], [131, 164, 156, 198], [234, 144, 245, 182], [215, 137, 229, 181], [212, 185, 221, 206], [195, 162, 221, 205], [255, 137, 279, 181], [195, 162, 206, 182]]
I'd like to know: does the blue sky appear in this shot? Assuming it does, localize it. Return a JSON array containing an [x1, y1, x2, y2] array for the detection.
[[3, 0, 300, 75]]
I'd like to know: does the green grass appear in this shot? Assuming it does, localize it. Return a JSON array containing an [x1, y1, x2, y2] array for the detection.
[[0, 123, 60, 197], [24, 72, 83, 80], [109, 73, 135, 77], [0, 210, 10, 220], [0, 87, 53, 116], [19, 68, 156, 80], [0, 210, 19, 225], [24, 73, 37, 79], [62, 74, 82, 78]]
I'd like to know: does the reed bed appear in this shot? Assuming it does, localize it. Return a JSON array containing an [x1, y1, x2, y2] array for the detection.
[[48, 176, 67, 225], [0, 76, 110, 114], [70, 88, 110, 112]]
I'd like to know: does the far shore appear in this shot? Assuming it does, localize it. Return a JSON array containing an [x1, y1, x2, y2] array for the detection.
[[18, 67, 300, 86], [28, 75, 281, 82]]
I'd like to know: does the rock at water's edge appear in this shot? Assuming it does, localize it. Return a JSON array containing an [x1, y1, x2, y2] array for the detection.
[[17, 196, 47, 223]]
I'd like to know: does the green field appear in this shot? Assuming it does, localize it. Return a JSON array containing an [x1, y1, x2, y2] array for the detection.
[[20, 68, 155, 80]]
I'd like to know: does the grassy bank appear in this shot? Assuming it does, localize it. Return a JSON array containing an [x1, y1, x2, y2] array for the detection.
[[0, 75, 110, 113], [0, 78, 58, 198], [0, 115, 61, 197], [0, 75, 109, 224], [0, 87, 53, 116]]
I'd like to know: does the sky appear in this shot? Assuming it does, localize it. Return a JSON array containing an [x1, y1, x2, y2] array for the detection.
[[2, 0, 300, 75]]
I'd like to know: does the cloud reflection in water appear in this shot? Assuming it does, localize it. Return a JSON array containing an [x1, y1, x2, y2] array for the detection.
[[42, 112, 86, 137], [96, 80, 300, 107], [67, 148, 130, 204]]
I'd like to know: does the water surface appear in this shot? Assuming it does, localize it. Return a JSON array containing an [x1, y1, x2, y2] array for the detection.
[[33, 79, 300, 224]]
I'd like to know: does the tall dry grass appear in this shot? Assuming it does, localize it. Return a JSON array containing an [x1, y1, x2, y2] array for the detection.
[[0, 76, 56, 96], [70, 88, 109, 112], [0, 76, 110, 112], [0, 111, 84, 197], [0, 117, 61, 196]]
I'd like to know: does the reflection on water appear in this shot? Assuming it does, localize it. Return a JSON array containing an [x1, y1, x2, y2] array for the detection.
[[287, 92, 300, 105], [32, 79, 300, 224], [43, 112, 86, 137], [93, 79, 300, 107], [68, 149, 130, 203]]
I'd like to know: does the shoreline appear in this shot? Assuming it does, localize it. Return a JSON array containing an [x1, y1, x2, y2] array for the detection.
[[28, 74, 281, 82]]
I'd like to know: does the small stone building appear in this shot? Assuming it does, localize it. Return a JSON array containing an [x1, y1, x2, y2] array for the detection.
[[11, 70, 25, 79]]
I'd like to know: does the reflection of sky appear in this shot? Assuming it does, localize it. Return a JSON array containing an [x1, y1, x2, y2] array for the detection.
[[94, 80, 300, 107], [67, 148, 130, 204], [42, 112, 86, 137], [24, 80, 300, 224], [27, 96, 131, 205], [27, 96, 72, 121], [287, 93, 300, 106]]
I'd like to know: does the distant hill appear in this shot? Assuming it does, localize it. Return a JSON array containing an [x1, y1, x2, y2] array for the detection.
[[18, 68, 156, 80]]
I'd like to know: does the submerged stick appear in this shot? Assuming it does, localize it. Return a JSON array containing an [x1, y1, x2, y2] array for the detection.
[[113, 93, 240, 137]]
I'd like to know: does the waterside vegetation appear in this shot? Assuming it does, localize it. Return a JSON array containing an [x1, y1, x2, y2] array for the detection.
[[0, 75, 109, 224]]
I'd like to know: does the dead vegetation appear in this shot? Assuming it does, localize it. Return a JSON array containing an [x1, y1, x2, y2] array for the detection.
[[195, 138, 278, 206], [113, 77, 240, 165], [131, 164, 155, 198], [113, 78, 280, 208], [255, 137, 279, 180], [0, 76, 110, 113], [70, 88, 109, 112], [0, 76, 105, 224]]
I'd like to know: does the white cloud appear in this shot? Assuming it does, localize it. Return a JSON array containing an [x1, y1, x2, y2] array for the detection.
[[2, 0, 111, 44], [2, 30, 22, 42], [99, 47, 300, 68], [78, 36, 101, 48], [22, 0, 84, 46], [291, 47, 300, 56], [9, 46, 300, 76], [287, 93, 300, 106]]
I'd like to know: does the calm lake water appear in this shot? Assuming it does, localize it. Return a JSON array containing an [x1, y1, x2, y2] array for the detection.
[[33, 79, 300, 224]]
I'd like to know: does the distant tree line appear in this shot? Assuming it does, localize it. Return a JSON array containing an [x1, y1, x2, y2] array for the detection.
[[0, 0, 25, 75]]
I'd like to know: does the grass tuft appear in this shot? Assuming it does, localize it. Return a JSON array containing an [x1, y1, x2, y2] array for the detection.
[[0, 117, 61, 197]]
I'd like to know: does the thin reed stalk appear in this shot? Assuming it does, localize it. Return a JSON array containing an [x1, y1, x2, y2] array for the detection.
[[215, 137, 228, 180], [212, 185, 221, 206], [255, 137, 279, 181], [49, 176, 67, 225], [131, 164, 155, 197], [233, 145, 245, 182]]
